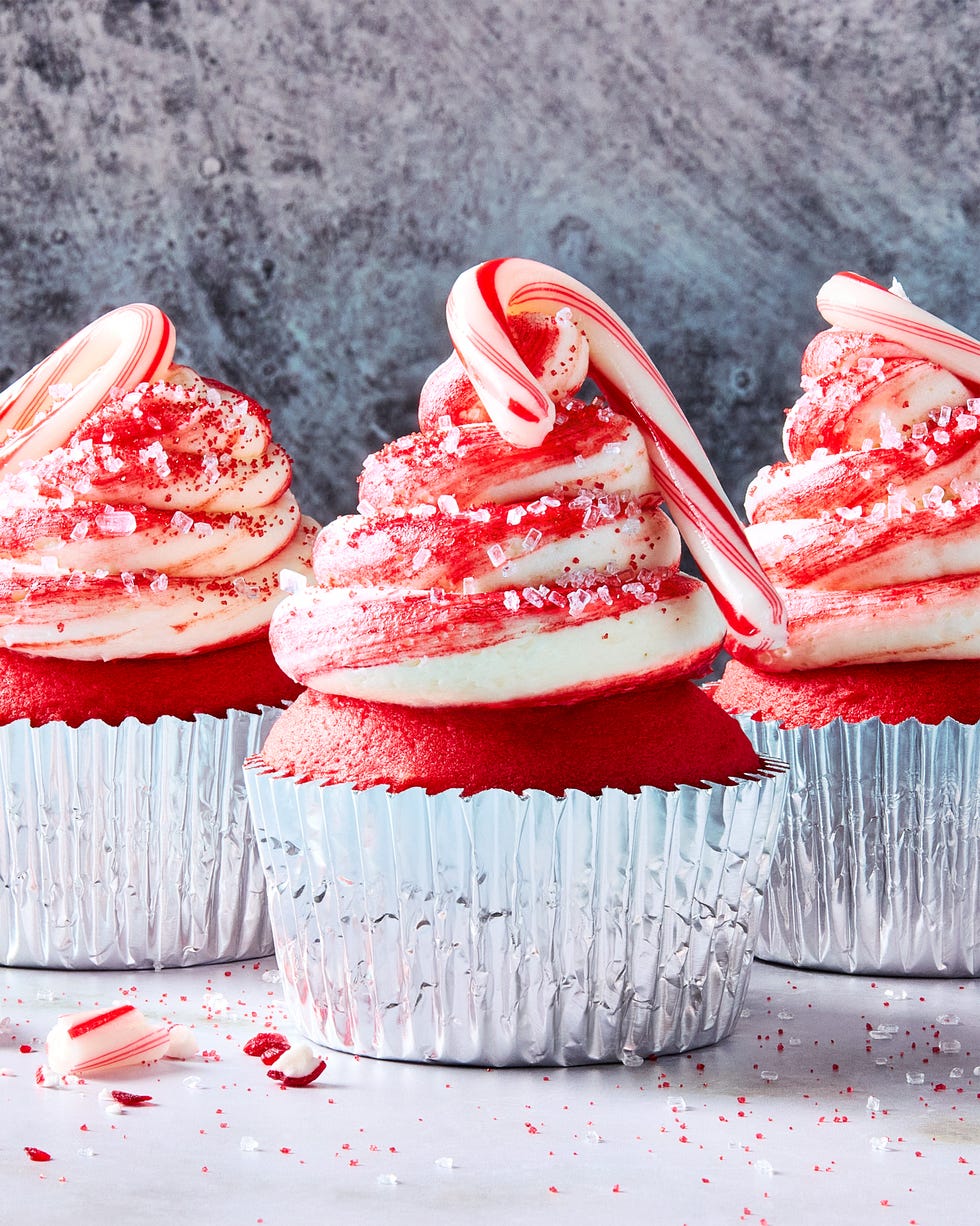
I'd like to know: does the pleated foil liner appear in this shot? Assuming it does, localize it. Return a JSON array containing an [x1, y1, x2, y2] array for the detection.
[[735, 714, 980, 976], [0, 707, 282, 970], [245, 764, 788, 1067]]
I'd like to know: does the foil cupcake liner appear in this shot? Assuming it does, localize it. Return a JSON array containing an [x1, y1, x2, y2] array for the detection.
[[244, 764, 787, 1066], [0, 708, 282, 970], [735, 714, 980, 976]]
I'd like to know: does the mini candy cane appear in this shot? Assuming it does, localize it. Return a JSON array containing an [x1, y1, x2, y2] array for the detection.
[[817, 272, 980, 385], [0, 303, 175, 471], [447, 258, 786, 651]]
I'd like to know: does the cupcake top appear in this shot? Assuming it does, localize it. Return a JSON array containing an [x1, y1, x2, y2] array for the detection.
[[0, 304, 316, 661], [270, 258, 784, 707], [734, 273, 980, 672]]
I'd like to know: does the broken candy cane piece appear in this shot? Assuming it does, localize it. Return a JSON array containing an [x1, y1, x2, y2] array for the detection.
[[266, 1043, 327, 1088], [242, 1031, 291, 1063], [45, 1004, 171, 1077], [24, 1147, 53, 1163], [0, 303, 175, 472], [817, 272, 980, 386], [446, 258, 786, 651], [109, 1090, 153, 1107]]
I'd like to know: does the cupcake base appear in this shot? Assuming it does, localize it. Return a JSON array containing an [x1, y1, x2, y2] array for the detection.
[[244, 765, 787, 1066], [734, 713, 980, 976], [0, 707, 283, 970]]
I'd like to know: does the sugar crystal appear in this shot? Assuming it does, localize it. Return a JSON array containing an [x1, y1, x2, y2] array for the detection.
[[486, 543, 507, 568], [906, 1072, 925, 1085], [171, 510, 194, 534], [522, 528, 542, 551], [437, 494, 460, 516], [869, 1136, 889, 1152], [150, 573, 169, 593], [377, 1174, 399, 1186], [240, 1137, 260, 1152], [279, 569, 308, 594], [96, 509, 137, 536]]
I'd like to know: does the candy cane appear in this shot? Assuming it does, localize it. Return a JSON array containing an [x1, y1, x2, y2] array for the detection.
[[817, 272, 980, 386], [446, 258, 786, 651], [0, 303, 175, 471]]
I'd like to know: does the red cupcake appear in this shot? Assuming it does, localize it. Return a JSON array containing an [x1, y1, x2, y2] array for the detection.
[[246, 259, 788, 1065], [0, 304, 317, 969]]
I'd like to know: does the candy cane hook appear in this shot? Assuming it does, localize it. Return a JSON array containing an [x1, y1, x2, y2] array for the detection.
[[447, 258, 786, 651], [0, 303, 176, 471], [817, 272, 980, 385]]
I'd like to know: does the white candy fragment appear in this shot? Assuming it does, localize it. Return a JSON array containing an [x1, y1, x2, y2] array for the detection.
[[165, 1025, 198, 1060]]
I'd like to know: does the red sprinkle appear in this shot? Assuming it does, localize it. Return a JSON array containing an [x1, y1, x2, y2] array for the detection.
[[25, 1147, 52, 1162]]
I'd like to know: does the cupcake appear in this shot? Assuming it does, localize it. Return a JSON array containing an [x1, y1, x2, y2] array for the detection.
[[712, 272, 980, 975], [246, 258, 788, 1066], [0, 303, 318, 969]]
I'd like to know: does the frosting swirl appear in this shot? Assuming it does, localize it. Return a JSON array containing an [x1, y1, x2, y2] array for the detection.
[[270, 264, 754, 707], [0, 305, 315, 660], [737, 274, 980, 670]]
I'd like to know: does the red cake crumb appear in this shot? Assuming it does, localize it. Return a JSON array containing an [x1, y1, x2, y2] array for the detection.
[[0, 636, 301, 728], [255, 681, 764, 796], [712, 658, 980, 729]]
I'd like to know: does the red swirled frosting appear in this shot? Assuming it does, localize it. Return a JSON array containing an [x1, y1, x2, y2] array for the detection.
[[271, 326, 725, 707], [0, 304, 316, 723], [715, 273, 980, 728]]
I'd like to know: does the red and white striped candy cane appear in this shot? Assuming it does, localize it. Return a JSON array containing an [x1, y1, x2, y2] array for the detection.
[[0, 303, 175, 471], [817, 272, 980, 385], [447, 258, 786, 651]]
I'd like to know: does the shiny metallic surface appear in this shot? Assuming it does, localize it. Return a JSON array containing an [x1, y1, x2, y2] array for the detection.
[[0, 709, 280, 970], [245, 766, 787, 1066], [737, 715, 980, 976]]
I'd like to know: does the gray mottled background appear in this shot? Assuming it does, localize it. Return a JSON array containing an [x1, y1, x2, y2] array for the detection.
[[1, 0, 978, 524]]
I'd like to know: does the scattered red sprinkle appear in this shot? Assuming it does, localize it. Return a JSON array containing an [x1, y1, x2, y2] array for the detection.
[[19, 1045, 32, 1054], [612, 1184, 622, 1193], [548, 1186, 559, 1194], [25, 1147, 52, 1163], [111, 1091, 153, 1107]]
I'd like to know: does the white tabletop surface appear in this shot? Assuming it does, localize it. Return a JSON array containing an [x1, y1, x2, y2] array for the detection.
[[2, 956, 977, 1225]]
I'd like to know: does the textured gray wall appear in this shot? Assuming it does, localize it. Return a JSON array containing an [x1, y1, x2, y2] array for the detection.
[[1, 0, 978, 524]]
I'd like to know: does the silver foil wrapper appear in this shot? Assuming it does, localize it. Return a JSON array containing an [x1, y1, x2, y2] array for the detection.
[[245, 765, 787, 1066], [0, 708, 282, 970], [736, 714, 980, 976]]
